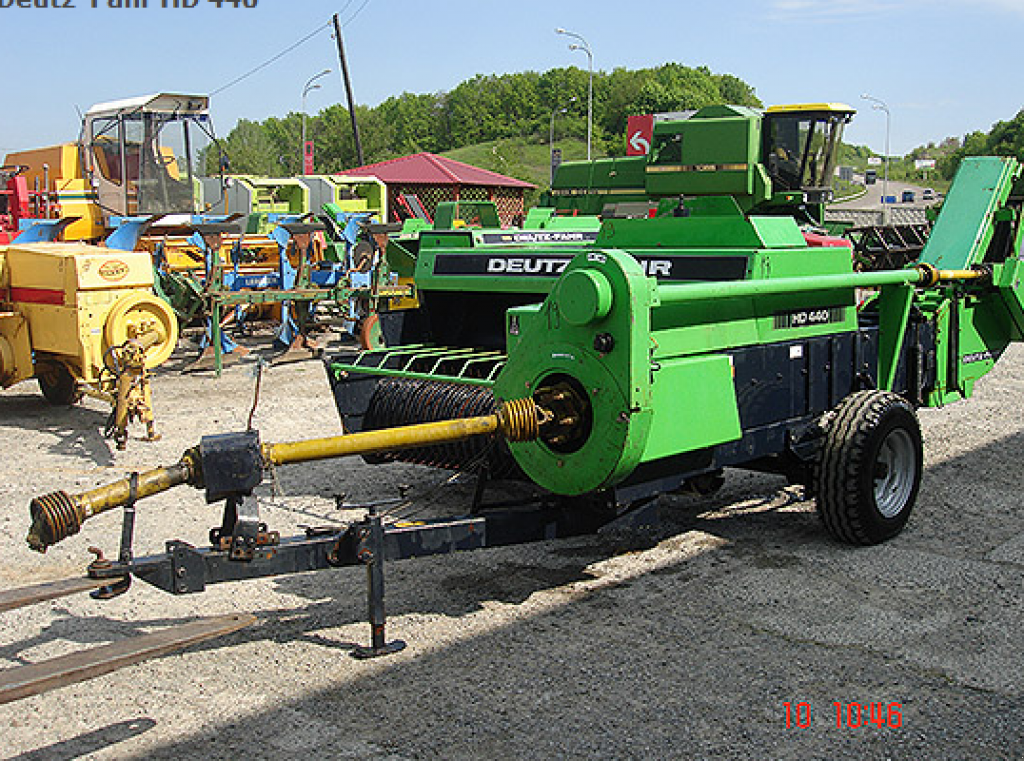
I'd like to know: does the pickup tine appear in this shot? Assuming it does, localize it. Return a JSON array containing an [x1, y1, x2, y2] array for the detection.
[[0, 613, 256, 704]]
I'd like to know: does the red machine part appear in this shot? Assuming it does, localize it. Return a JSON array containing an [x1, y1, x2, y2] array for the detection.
[[802, 230, 853, 249], [1, 166, 31, 244], [0, 165, 60, 244]]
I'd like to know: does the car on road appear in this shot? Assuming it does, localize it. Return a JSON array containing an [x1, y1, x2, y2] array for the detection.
[[923, 188, 936, 201], [902, 190, 916, 203]]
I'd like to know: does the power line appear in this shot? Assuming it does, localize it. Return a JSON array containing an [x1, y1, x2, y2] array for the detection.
[[210, 17, 336, 97], [208, 2, 372, 99], [342, 0, 371, 26]]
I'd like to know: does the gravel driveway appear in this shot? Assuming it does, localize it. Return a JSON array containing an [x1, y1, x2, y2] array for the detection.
[[1, 340, 1022, 760]]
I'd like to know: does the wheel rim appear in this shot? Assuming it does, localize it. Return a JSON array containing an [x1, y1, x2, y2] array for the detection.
[[358, 314, 384, 350], [874, 428, 917, 518]]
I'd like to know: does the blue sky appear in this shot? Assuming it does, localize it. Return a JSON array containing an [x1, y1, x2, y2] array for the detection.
[[1, 0, 1021, 159]]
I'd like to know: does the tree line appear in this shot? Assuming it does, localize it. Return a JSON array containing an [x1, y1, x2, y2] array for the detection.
[[934, 108, 1024, 179], [210, 63, 761, 177], [869, 109, 1024, 185]]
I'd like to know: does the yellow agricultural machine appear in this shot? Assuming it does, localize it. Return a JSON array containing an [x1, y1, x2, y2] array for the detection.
[[0, 242, 178, 448], [3, 94, 402, 360]]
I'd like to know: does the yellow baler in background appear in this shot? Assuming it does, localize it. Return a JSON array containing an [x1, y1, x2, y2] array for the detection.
[[0, 243, 178, 448]]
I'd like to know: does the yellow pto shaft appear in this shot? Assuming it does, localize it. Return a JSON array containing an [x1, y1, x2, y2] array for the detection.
[[26, 398, 543, 553]]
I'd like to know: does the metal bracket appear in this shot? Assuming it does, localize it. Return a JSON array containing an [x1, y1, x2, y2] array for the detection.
[[209, 495, 280, 560], [167, 541, 207, 595], [229, 496, 261, 561], [90, 472, 138, 600]]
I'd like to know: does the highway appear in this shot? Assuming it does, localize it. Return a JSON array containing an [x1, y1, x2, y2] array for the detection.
[[832, 173, 941, 211]]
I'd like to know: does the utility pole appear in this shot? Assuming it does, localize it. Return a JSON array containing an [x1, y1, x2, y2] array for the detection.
[[333, 13, 364, 166]]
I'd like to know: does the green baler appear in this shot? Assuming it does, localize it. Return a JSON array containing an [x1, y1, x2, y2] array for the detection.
[[8, 156, 1024, 684], [326, 156, 1022, 546]]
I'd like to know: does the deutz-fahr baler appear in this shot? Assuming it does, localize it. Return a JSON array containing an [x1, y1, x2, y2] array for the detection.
[[3, 155, 1023, 702]]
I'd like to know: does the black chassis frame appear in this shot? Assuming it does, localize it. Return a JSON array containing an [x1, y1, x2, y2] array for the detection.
[[83, 310, 936, 655], [85, 480, 656, 656]]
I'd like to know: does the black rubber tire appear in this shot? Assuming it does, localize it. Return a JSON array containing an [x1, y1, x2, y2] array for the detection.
[[37, 362, 82, 406], [815, 390, 923, 545]]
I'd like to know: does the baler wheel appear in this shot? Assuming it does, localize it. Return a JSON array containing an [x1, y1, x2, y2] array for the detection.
[[358, 314, 385, 350], [37, 362, 82, 407], [815, 390, 922, 545]]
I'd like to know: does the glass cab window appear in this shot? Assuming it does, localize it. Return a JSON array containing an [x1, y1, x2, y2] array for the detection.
[[765, 110, 851, 195], [87, 108, 215, 216], [90, 117, 123, 186]]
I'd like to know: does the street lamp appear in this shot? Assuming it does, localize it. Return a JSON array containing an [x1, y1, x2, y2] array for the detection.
[[556, 28, 593, 161], [550, 96, 577, 181], [861, 93, 891, 223], [301, 68, 332, 174]]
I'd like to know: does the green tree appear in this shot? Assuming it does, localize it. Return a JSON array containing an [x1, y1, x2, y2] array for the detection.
[[214, 62, 763, 175]]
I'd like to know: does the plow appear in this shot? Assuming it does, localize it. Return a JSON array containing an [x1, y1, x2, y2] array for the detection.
[[2, 151, 1024, 703]]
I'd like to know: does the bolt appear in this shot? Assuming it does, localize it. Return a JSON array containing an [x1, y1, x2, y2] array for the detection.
[[594, 333, 615, 354]]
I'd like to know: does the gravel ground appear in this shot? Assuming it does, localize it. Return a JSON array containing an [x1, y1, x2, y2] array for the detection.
[[1, 338, 1023, 760]]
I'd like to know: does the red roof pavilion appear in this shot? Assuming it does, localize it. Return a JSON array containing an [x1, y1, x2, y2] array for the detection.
[[338, 152, 535, 225]]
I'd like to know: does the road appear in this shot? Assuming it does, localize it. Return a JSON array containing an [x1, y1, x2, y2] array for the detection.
[[1, 339, 1024, 759], [832, 174, 941, 211]]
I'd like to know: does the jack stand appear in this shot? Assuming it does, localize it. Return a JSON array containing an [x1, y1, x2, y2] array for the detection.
[[470, 467, 490, 514], [352, 507, 406, 659], [90, 473, 136, 599]]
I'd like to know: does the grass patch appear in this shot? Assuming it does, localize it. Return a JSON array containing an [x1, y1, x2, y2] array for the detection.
[[443, 137, 591, 206]]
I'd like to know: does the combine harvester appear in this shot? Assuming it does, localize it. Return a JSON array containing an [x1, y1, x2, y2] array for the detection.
[[543, 103, 854, 225], [4, 93, 220, 245], [0, 151, 1021, 702], [542, 102, 931, 269]]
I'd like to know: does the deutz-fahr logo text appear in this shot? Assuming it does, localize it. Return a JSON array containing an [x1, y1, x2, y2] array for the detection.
[[98, 260, 130, 282], [485, 256, 673, 276], [962, 350, 1002, 365], [487, 257, 570, 275]]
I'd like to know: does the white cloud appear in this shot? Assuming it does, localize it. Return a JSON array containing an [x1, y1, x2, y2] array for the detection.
[[770, 0, 1024, 19], [768, 0, 911, 19]]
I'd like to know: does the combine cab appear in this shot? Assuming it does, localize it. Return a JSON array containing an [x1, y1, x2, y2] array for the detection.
[[545, 103, 855, 226]]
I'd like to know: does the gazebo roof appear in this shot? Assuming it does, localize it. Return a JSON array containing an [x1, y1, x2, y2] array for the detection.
[[338, 152, 535, 189]]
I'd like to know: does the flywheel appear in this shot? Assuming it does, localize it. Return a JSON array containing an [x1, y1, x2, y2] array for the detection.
[[104, 293, 179, 368]]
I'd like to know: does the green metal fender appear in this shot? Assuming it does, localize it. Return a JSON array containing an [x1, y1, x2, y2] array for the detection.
[[494, 249, 658, 494]]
